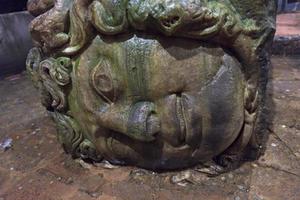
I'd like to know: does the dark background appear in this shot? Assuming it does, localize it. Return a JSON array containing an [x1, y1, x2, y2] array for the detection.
[[0, 0, 27, 14]]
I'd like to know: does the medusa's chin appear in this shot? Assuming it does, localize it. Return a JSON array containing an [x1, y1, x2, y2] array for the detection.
[[66, 35, 245, 169]]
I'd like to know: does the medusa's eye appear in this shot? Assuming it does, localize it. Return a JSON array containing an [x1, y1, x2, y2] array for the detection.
[[90, 58, 118, 103]]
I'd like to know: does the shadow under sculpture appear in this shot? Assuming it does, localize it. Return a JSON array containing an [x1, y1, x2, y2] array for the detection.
[[26, 0, 276, 171]]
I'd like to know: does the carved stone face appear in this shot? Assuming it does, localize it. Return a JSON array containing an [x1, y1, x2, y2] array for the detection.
[[69, 35, 245, 168], [26, 0, 276, 170]]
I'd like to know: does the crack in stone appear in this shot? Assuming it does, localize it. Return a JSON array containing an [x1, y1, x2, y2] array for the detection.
[[267, 127, 300, 161], [256, 162, 300, 178]]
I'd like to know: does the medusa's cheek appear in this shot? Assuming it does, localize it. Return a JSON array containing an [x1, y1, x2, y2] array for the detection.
[[149, 52, 245, 160]]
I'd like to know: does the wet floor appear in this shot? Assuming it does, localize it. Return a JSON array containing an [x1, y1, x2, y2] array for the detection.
[[0, 55, 299, 200]]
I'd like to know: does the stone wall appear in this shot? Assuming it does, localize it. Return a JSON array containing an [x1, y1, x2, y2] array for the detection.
[[277, 0, 300, 12], [0, 11, 33, 77]]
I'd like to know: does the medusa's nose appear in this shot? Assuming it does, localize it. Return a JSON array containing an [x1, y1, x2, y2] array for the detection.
[[97, 102, 160, 142], [127, 102, 161, 141]]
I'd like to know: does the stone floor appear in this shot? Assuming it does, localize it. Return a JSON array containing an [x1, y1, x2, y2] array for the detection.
[[276, 12, 300, 36], [0, 55, 300, 200]]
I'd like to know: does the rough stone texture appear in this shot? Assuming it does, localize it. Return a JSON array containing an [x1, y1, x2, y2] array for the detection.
[[0, 55, 299, 200]]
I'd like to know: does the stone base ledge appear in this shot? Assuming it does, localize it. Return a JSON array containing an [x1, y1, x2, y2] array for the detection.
[[272, 35, 300, 55]]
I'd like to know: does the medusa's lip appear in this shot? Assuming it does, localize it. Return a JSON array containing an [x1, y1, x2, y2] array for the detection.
[[174, 93, 202, 148], [175, 94, 187, 143]]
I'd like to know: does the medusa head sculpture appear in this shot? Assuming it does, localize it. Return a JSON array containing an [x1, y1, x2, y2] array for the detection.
[[26, 0, 276, 170]]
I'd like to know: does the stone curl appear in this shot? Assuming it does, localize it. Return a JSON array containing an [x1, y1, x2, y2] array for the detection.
[[28, 0, 266, 60]]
